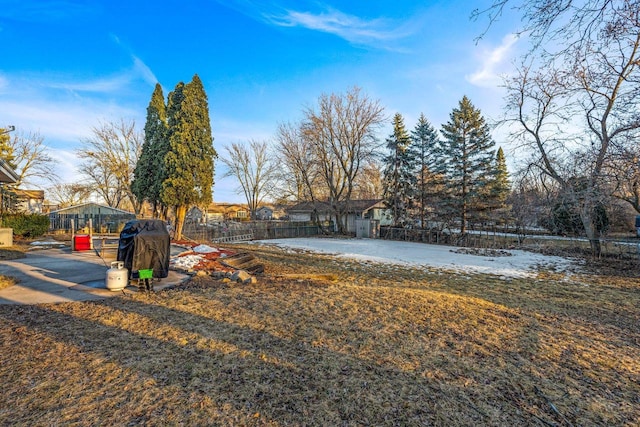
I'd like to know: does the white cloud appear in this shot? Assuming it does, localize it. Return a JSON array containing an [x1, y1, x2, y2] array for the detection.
[[0, 49, 153, 145], [466, 33, 519, 88], [46, 74, 134, 94], [0, 94, 140, 143], [43, 56, 156, 94], [267, 8, 407, 45], [0, 98, 140, 188], [132, 55, 158, 87], [110, 33, 159, 87], [213, 0, 413, 48]]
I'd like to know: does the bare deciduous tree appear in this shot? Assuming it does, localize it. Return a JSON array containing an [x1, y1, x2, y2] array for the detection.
[[492, 1, 640, 256], [352, 160, 383, 200], [301, 86, 385, 233], [220, 140, 277, 220], [76, 119, 143, 212], [46, 183, 92, 208], [8, 131, 58, 187], [609, 145, 640, 213], [274, 121, 323, 203]]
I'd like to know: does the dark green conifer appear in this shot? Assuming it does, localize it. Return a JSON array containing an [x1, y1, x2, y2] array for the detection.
[[439, 96, 496, 234], [382, 113, 415, 226], [132, 83, 167, 216], [162, 74, 216, 238], [409, 113, 442, 228], [491, 146, 511, 207]]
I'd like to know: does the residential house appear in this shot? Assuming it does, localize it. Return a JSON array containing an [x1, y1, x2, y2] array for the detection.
[[286, 199, 391, 232], [188, 202, 250, 224], [255, 206, 273, 220], [12, 189, 45, 214]]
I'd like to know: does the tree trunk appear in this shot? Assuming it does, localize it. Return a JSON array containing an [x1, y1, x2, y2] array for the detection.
[[460, 202, 467, 236], [581, 206, 601, 258], [174, 205, 187, 241]]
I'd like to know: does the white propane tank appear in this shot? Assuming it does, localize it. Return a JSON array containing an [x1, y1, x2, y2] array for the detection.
[[106, 261, 128, 291]]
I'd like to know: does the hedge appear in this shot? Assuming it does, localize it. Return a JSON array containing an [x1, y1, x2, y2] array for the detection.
[[0, 214, 50, 238]]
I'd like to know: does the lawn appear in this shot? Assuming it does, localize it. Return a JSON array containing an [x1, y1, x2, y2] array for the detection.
[[1, 243, 638, 426]]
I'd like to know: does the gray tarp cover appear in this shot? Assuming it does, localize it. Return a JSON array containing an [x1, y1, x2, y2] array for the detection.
[[117, 219, 170, 278]]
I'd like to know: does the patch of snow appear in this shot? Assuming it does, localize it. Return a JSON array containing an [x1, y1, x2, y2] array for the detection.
[[192, 244, 219, 254], [170, 254, 203, 270], [30, 240, 65, 246], [255, 237, 575, 279]]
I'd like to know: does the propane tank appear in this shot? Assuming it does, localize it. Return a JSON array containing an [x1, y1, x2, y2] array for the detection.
[[106, 261, 128, 291]]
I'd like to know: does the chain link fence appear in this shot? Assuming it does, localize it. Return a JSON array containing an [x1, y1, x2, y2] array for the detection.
[[380, 226, 640, 259], [49, 213, 136, 234]]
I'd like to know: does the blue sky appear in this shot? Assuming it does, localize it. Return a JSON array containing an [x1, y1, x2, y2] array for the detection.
[[0, 0, 523, 202]]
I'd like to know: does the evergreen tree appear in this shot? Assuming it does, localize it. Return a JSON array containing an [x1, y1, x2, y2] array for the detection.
[[162, 74, 216, 239], [490, 147, 511, 207], [132, 83, 168, 216], [382, 113, 415, 226], [409, 113, 442, 228], [439, 96, 496, 235], [0, 131, 16, 168], [482, 146, 512, 226]]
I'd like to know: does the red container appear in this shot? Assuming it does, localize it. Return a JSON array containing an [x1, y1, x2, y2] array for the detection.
[[74, 234, 91, 251]]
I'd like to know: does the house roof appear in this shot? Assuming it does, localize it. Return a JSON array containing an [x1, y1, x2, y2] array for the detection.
[[12, 189, 45, 199], [287, 199, 384, 214], [0, 158, 19, 184]]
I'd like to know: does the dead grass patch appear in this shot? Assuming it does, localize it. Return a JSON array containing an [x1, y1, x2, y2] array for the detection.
[[0, 275, 17, 290], [1, 243, 638, 426]]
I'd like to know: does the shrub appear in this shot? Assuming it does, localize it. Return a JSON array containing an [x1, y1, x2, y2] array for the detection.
[[0, 214, 50, 238]]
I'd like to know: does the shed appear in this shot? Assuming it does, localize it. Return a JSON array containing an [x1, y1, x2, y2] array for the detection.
[[256, 206, 274, 220]]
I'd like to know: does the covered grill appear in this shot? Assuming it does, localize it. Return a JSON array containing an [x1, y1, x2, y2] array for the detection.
[[117, 219, 170, 290]]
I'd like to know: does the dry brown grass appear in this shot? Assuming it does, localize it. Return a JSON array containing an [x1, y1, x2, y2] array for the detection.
[[0, 275, 17, 290], [1, 243, 638, 426]]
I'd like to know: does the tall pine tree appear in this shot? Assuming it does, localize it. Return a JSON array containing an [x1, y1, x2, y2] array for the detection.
[[439, 96, 496, 235], [162, 74, 216, 239], [409, 113, 442, 229], [382, 113, 415, 226], [490, 146, 510, 208], [132, 83, 168, 216]]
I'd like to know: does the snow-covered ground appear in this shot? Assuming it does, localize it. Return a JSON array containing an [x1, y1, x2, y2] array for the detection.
[[254, 237, 577, 279], [170, 244, 222, 270]]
